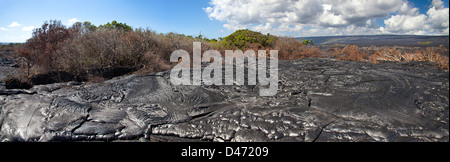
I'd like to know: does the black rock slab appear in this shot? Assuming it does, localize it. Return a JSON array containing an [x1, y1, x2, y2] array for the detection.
[[0, 58, 448, 142]]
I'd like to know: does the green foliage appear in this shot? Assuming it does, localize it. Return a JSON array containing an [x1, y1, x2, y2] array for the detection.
[[192, 33, 215, 42], [99, 20, 132, 32], [82, 21, 97, 31], [223, 29, 276, 49], [301, 39, 314, 46], [418, 41, 432, 45], [195, 33, 204, 40]]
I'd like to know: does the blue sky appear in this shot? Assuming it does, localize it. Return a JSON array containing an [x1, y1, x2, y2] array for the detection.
[[0, 0, 449, 42]]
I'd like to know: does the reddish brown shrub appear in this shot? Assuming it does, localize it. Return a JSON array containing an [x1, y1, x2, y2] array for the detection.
[[331, 44, 369, 62], [274, 37, 321, 60], [138, 51, 172, 73], [19, 20, 72, 74], [370, 46, 449, 70]]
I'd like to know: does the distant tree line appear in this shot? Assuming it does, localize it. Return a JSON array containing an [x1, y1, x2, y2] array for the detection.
[[0, 43, 24, 50]]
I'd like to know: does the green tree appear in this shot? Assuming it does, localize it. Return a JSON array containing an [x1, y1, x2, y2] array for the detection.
[[99, 20, 132, 32], [301, 39, 314, 46], [82, 21, 97, 31], [223, 29, 276, 49]]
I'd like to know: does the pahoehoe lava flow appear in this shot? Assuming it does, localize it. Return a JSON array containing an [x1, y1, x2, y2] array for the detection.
[[0, 58, 448, 142]]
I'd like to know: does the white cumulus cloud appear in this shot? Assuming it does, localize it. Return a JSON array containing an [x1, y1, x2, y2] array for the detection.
[[22, 26, 35, 31], [383, 14, 428, 34], [68, 18, 80, 25], [205, 0, 449, 36], [383, 0, 449, 35], [322, 0, 403, 26], [8, 21, 21, 28], [427, 0, 449, 34], [398, 2, 419, 16]]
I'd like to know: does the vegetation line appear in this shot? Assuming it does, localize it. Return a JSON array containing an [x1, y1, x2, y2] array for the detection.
[[2, 19, 448, 89]]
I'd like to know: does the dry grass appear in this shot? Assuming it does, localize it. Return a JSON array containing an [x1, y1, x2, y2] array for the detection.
[[328, 44, 449, 70], [370, 46, 449, 70], [329, 44, 369, 62]]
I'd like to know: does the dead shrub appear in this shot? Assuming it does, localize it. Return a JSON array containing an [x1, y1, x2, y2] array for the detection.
[[138, 51, 172, 74], [275, 37, 321, 60], [14, 21, 189, 86], [19, 20, 72, 75], [331, 44, 369, 62], [370, 46, 449, 70]]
